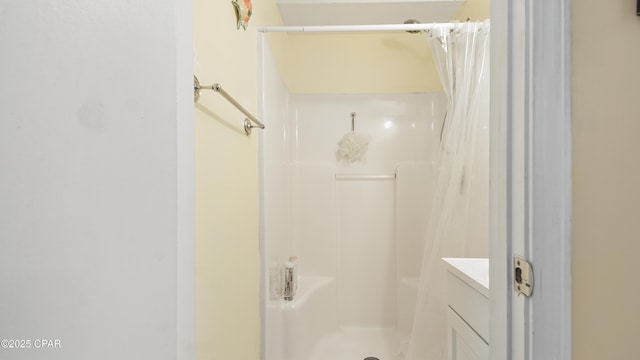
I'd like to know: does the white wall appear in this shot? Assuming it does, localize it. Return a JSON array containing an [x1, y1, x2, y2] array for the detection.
[[259, 37, 291, 360], [0, 1, 194, 359]]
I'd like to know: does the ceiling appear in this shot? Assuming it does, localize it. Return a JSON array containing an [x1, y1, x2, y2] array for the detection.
[[277, 0, 465, 26]]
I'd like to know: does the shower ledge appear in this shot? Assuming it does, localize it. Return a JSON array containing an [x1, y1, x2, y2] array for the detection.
[[280, 276, 333, 309], [277, 0, 466, 27]]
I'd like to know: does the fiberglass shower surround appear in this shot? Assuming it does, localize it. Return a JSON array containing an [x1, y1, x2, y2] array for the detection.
[[263, 92, 446, 360], [260, 20, 490, 360]]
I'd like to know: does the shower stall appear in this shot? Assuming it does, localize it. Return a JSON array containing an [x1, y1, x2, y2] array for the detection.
[[259, 22, 489, 360]]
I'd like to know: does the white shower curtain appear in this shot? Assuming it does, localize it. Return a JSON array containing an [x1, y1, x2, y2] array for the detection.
[[404, 20, 490, 360]]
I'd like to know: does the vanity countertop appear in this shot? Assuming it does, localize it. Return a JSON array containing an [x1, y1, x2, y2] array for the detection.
[[442, 258, 489, 298]]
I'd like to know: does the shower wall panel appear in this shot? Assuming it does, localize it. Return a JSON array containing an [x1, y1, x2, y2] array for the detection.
[[291, 164, 337, 277], [290, 93, 446, 171], [395, 162, 437, 334], [261, 40, 292, 277], [288, 93, 447, 330], [396, 163, 437, 279], [260, 39, 291, 360], [336, 179, 396, 328]]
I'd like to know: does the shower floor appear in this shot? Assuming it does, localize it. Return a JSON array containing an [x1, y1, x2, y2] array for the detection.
[[308, 327, 408, 360]]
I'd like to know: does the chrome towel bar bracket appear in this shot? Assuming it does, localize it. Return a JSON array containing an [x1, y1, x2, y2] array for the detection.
[[194, 75, 265, 136]]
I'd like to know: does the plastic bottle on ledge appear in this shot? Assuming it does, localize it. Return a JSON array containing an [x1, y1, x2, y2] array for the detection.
[[288, 256, 298, 297], [283, 261, 294, 301]]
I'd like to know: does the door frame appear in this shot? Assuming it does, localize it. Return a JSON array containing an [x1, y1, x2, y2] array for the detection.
[[177, 0, 195, 359], [490, 0, 572, 359]]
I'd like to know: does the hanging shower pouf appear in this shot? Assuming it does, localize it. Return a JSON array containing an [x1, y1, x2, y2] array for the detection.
[[335, 112, 370, 164]]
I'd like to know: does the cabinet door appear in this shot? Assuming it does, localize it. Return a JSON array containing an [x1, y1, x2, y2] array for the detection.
[[448, 308, 489, 360]]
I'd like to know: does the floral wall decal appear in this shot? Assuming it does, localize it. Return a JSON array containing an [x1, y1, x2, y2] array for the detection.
[[232, 0, 252, 30]]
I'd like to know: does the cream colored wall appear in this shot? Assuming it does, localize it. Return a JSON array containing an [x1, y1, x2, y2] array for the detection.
[[193, 1, 283, 359], [572, 1, 640, 359], [280, 0, 489, 93], [279, 32, 442, 93]]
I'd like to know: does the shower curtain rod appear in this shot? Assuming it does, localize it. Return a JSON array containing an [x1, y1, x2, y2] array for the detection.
[[258, 22, 464, 33]]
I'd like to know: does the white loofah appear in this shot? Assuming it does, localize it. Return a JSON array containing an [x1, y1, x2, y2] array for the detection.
[[335, 132, 370, 164]]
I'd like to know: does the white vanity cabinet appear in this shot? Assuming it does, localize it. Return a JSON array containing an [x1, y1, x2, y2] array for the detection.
[[442, 258, 489, 360]]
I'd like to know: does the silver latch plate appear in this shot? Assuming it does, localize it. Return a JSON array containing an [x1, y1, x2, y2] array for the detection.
[[514, 257, 533, 296]]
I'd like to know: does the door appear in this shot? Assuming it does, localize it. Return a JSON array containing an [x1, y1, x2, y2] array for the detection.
[[490, 0, 572, 360], [0, 2, 194, 359]]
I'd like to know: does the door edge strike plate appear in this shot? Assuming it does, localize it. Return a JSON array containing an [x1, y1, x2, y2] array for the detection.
[[514, 257, 534, 297]]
